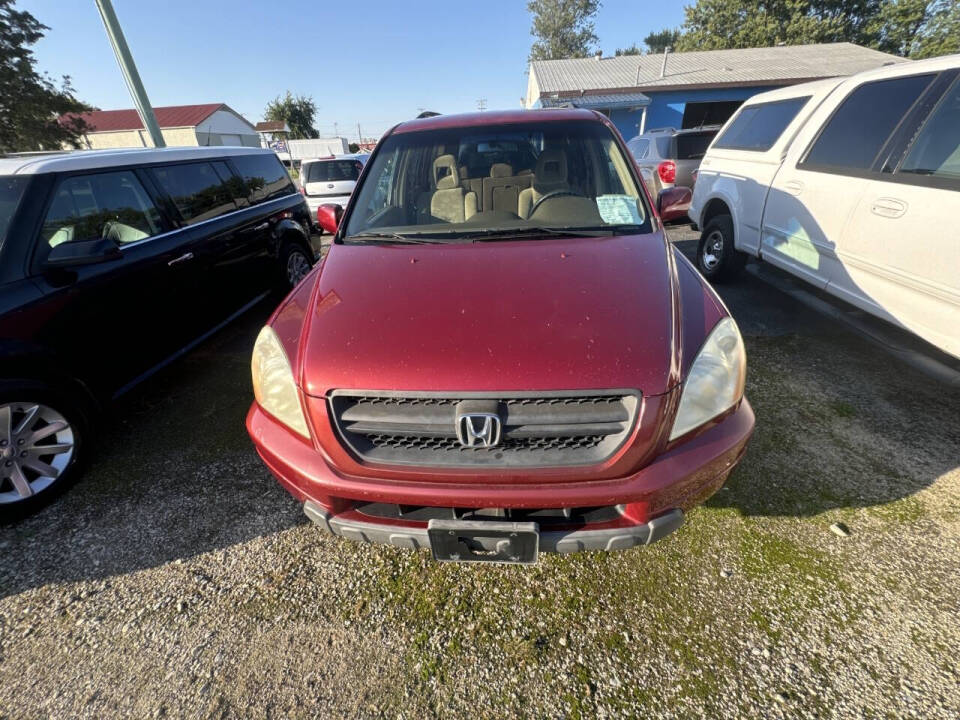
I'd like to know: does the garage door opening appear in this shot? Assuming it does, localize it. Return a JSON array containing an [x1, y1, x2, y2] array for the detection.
[[682, 101, 743, 129]]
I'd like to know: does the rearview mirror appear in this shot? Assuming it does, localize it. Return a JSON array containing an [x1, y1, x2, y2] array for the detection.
[[656, 186, 692, 224], [45, 237, 122, 267], [317, 204, 343, 235]]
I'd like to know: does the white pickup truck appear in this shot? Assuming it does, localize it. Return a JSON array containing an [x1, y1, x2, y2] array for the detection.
[[689, 54, 960, 360]]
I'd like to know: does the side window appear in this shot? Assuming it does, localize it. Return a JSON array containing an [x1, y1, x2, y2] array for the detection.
[[628, 138, 650, 160], [802, 74, 934, 172], [366, 149, 397, 214], [151, 162, 237, 224], [713, 97, 810, 152], [654, 136, 671, 158], [41, 170, 162, 248], [898, 77, 960, 187], [231, 153, 296, 204], [212, 160, 249, 208]]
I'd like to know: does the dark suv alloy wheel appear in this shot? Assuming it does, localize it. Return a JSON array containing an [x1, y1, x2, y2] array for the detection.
[[281, 242, 314, 289], [697, 213, 746, 283], [0, 386, 87, 522]]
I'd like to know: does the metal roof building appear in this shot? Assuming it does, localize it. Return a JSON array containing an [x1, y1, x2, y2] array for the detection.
[[525, 42, 907, 139], [63, 103, 260, 150]]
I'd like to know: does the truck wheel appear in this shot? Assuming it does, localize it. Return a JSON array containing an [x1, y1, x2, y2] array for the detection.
[[697, 214, 746, 283], [0, 385, 88, 522]]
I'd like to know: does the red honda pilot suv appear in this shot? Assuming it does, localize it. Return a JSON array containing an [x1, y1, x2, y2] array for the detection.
[[246, 109, 754, 564]]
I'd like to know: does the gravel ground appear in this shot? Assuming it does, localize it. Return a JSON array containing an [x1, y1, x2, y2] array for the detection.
[[1, 228, 958, 719]]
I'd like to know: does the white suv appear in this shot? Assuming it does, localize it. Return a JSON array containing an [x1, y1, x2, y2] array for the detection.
[[299, 154, 369, 223], [689, 54, 960, 360]]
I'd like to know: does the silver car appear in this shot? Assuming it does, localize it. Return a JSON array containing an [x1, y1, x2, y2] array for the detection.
[[627, 126, 719, 195]]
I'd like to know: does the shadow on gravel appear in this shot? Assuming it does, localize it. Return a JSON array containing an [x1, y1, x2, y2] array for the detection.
[[1, 302, 306, 600], [669, 237, 960, 520]]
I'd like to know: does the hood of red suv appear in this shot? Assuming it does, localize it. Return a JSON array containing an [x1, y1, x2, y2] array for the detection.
[[299, 233, 679, 398]]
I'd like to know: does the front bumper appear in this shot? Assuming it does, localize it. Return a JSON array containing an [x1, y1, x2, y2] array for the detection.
[[247, 397, 754, 553], [304, 501, 685, 553]]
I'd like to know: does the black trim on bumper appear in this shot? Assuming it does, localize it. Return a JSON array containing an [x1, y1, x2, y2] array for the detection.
[[303, 500, 684, 555]]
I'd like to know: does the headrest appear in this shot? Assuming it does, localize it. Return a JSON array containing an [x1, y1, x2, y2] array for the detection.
[[433, 154, 459, 190], [489, 163, 513, 178], [534, 150, 568, 186]]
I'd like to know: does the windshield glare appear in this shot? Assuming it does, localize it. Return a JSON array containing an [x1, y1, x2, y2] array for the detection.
[[0, 176, 28, 250], [343, 121, 649, 241]]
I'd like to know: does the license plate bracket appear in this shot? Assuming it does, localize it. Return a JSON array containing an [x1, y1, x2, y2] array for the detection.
[[427, 519, 539, 564]]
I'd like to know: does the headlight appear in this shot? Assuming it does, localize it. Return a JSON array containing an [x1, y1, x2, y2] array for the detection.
[[669, 317, 746, 440], [251, 326, 311, 438]]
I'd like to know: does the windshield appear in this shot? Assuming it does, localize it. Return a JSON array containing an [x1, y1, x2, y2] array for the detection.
[[343, 120, 650, 243], [0, 176, 28, 250], [305, 159, 363, 183]]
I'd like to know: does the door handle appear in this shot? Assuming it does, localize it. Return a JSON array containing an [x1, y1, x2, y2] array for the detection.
[[871, 198, 907, 219], [167, 252, 194, 267], [783, 180, 804, 196], [252, 222, 270, 231]]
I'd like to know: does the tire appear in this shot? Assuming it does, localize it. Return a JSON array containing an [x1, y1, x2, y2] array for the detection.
[[697, 213, 746, 283], [279, 241, 314, 290], [0, 384, 88, 523]]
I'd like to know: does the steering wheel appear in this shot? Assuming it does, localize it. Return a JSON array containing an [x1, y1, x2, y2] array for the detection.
[[528, 189, 585, 217]]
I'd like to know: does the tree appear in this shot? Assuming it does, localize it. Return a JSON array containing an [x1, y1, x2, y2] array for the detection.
[[0, 1, 93, 153], [527, 0, 601, 61], [905, 0, 960, 58], [614, 44, 643, 56], [263, 92, 318, 140], [673, 0, 960, 58], [643, 28, 682, 54]]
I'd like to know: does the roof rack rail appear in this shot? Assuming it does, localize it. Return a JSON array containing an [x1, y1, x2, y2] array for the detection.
[[416, 111, 441, 119]]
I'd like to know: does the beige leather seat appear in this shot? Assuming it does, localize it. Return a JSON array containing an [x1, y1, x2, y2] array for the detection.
[[518, 150, 569, 219], [459, 165, 483, 205], [420, 155, 477, 223], [482, 163, 532, 215]]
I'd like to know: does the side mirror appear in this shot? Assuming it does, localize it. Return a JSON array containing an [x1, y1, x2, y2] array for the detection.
[[317, 204, 343, 235], [656, 186, 692, 224], [45, 237, 122, 267]]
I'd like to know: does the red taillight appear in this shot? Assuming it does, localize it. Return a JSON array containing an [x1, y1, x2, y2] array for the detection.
[[657, 160, 676, 184]]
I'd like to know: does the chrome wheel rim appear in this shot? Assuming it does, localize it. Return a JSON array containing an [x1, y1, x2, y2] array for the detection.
[[702, 230, 724, 270], [286, 251, 311, 286], [0, 402, 75, 504]]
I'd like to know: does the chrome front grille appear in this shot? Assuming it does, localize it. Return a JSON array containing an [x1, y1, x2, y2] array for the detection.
[[328, 392, 639, 467]]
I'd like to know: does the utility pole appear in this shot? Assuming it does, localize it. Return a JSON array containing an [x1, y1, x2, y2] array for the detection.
[[477, 98, 487, 112], [357, 123, 362, 144], [333, 121, 338, 137], [94, 0, 165, 148]]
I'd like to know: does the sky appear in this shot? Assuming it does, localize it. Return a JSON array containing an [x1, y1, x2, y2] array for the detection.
[[20, 0, 687, 140]]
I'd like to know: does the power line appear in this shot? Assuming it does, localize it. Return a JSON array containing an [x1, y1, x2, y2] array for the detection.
[[477, 97, 487, 112]]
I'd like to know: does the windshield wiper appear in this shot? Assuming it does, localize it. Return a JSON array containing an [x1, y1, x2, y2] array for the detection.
[[463, 226, 630, 241], [344, 232, 450, 245]]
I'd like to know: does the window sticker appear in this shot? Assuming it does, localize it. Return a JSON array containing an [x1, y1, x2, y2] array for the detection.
[[596, 194, 643, 225]]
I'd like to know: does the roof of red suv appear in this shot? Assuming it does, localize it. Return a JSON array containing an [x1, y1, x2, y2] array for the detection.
[[391, 108, 603, 135]]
